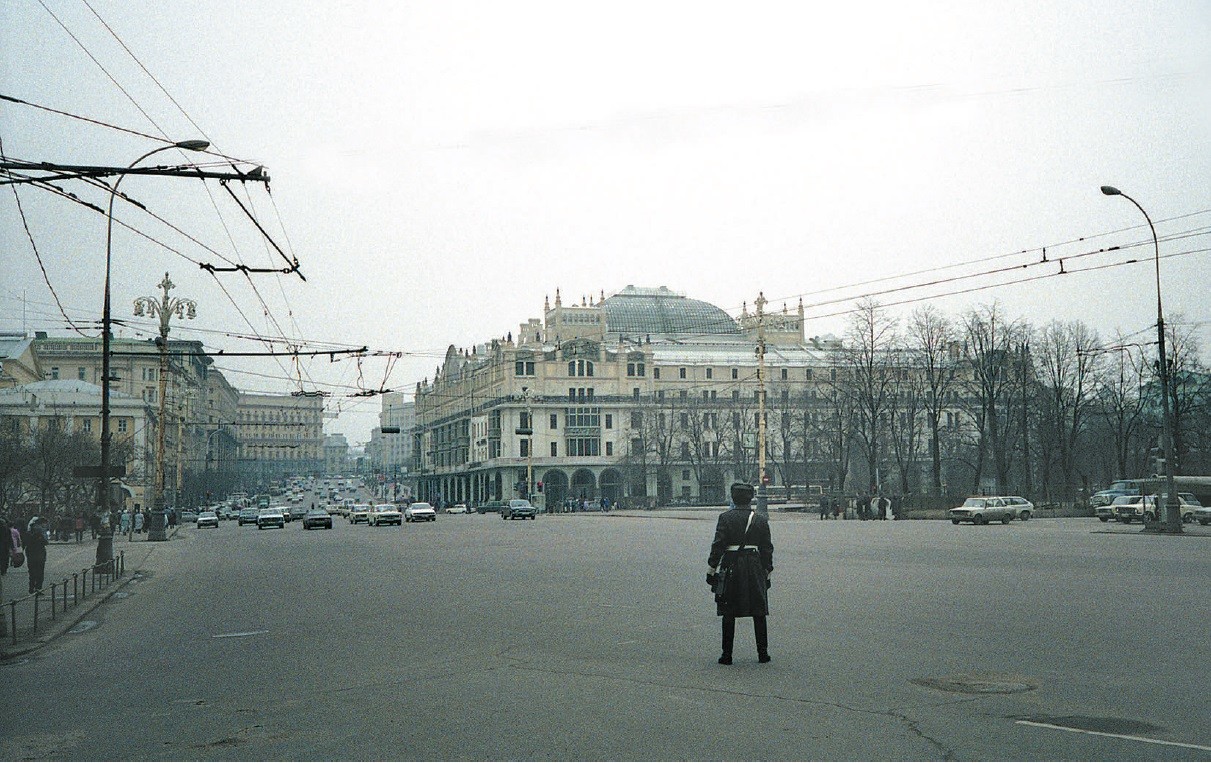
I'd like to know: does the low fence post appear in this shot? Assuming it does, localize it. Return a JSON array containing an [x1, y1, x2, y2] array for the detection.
[[73, 573, 79, 606], [50, 583, 57, 621], [9, 601, 16, 644], [32, 592, 40, 636]]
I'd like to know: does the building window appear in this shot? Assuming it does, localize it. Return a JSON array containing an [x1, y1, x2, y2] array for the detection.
[[569, 387, 576, 401], [118, 419, 128, 433], [568, 359, 595, 377], [550, 441, 558, 457], [653, 368, 660, 380], [631, 411, 643, 428], [519, 439, 530, 457], [605, 441, 613, 456], [78, 367, 87, 381], [679, 367, 687, 379], [830, 368, 837, 381], [781, 368, 788, 380], [805, 368, 813, 380], [781, 390, 789, 402], [605, 414, 613, 429], [702, 391, 709, 401], [520, 412, 532, 430], [631, 438, 643, 454], [732, 390, 739, 401], [732, 368, 738, 380], [682, 469, 691, 480], [706, 368, 713, 379], [680, 442, 689, 458], [627, 362, 646, 377], [682, 485, 692, 498], [633, 387, 640, 401], [82, 419, 92, 433], [50, 367, 59, 380], [550, 413, 558, 429], [515, 360, 535, 376], [566, 437, 600, 456], [680, 413, 688, 427], [657, 390, 665, 401], [679, 390, 687, 400]]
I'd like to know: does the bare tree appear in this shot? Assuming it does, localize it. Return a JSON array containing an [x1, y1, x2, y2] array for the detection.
[[959, 302, 1022, 493], [907, 306, 961, 495], [1034, 320, 1102, 500], [1093, 335, 1150, 479], [845, 299, 899, 492], [887, 347, 925, 494]]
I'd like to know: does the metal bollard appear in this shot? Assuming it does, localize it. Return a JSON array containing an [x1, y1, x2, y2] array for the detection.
[[73, 573, 79, 606], [32, 592, 40, 635], [50, 583, 57, 621], [62, 578, 68, 613], [9, 601, 16, 644]]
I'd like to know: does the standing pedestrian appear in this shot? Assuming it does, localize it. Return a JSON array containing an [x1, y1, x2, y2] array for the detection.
[[707, 482, 773, 665], [858, 492, 871, 520], [24, 516, 49, 594], [818, 494, 830, 520], [1, 516, 13, 633], [75, 514, 85, 543], [133, 510, 144, 534], [119, 510, 131, 535]]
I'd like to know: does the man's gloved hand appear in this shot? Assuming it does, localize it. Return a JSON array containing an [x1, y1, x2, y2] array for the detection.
[[707, 568, 718, 587]]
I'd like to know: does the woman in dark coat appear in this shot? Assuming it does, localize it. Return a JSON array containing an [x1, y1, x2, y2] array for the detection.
[[708, 482, 774, 664], [24, 516, 49, 594]]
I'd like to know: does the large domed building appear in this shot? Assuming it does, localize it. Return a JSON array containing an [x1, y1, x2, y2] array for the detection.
[[413, 286, 845, 512]]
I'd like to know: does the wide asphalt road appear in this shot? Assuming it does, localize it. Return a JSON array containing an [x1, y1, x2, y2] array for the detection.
[[1, 512, 1208, 761]]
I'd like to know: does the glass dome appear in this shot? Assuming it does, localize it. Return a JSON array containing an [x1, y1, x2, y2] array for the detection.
[[601, 286, 739, 337]]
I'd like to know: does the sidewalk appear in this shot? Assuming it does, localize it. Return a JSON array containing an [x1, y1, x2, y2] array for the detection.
[[1, 525, 180, 658]]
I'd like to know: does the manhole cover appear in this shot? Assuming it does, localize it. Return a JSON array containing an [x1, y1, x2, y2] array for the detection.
[[913, 673, 1038, 694], [68, 620, 99, 634]]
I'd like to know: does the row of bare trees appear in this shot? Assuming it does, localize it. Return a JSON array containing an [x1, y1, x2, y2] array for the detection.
[[0, 426, 117, 522], [617, 300, 1209, 504]]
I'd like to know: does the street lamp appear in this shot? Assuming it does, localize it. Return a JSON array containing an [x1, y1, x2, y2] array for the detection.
[[97, 140, 209, 563], [134, 273, 196, 541], [1100, 185, 1181, 533]]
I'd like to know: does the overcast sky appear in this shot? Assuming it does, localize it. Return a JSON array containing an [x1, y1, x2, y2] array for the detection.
[[3, 0, 1209, 445]]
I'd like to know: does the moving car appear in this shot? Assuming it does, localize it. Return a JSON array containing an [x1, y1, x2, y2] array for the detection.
[[477, 501, 505, 515], [445, 504, 468, 515], [1089, 479, 1147, 509], [404, 502, 437, 522], [997, 496, 1034, 521], [948, 497, 1014, 525], [238, 508, 259, 526], [302, 507, 333, 530], [369, 504, 403, 526], [257, 507, 286, 529], [196, 510, 219, 529], [349, 504, 371, 524], [501, 499, 537, 520]]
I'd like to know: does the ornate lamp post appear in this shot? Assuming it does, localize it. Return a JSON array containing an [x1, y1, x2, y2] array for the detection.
[[1101, 185, 1181, 533], [134, 273, 196, 541]]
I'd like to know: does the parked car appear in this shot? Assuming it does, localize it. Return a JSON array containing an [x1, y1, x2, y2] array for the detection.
[[404, 502, 437, 522], [1117, 493, 1201, 524], [996, 496, 1035, 521], [1194, 502, 1211, 526], [349, 504, 371, 524], [196, 510, 219, 529], [257, 507, 286, 529], [302, 507, 333, 530], [369, 504, 403, 526], [1089, 479, 1148, 509], [445, 504, 468, 515], [1097, 495, 1137, 522], [1179, 493, 1202, 524], [501, 499, 537, 520], [477, 501, 505, 515], [948, 497, 1014, 525]]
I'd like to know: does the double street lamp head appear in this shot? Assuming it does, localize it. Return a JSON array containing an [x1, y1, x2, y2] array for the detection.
[[173, 139, 210, 152]]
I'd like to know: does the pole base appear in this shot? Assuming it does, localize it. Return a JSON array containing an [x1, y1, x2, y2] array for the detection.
[[146, 510, 168, 541]]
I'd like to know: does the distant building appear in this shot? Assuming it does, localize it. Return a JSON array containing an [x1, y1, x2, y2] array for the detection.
[[324, 433, 350, 474], [237, 392, 324, 483], [0, 333, 42, 388]]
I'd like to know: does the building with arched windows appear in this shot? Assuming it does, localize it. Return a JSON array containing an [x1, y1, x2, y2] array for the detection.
[[413, 286, 874, 509]]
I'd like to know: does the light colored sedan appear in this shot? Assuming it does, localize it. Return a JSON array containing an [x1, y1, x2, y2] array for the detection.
[[404, 502, 437, 522], [196, 510, 219, 529], [369, 504, 402, 526], [949, 497, 1015, 525], [348, 504, 371, 524], [997, 496, 1034, 521], [445, 504, 468, 515]]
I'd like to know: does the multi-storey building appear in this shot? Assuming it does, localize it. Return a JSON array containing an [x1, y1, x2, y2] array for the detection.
[[379, 393, 414, 474], [323, 433, 350, 474], [413, 286, 865, 509], [236, 392, 324, 484], [0, 379, 153, 511], [0, 333, 42, 388]]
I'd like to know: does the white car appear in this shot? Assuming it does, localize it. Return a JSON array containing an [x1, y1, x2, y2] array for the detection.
[[996, 496, 1034, 521], [404, 502, 437, 522], [948, 497, 1014, 525], [196, 510, 219, 529], [349, 504, 371, 524], [369, 504, 402, 526], [445, 504, 468, 515]]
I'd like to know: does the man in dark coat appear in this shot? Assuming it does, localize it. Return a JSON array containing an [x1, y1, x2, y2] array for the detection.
[[24, 516, 49, 594], [707, 482, 774, 665]]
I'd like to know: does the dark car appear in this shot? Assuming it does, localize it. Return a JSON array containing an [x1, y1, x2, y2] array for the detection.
[[302, 508, 333, 530], [238, 508, 259, 526], [477, 501, 505, 515], [501, 499, 537, 520]]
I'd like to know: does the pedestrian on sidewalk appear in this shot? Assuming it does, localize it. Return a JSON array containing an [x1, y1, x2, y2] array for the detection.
[[24, 516, 49, 594], [707, 482, 774, 665], [119, 510, 131, 536], [75, 514, 85, 543], [134, 510, 144, 534], [1, 516, 15, 637]]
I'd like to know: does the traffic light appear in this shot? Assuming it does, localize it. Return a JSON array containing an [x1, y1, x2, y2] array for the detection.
[[537, 481, 544, 493]]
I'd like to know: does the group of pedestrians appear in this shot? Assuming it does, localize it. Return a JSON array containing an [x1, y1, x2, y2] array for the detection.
[[817, 492, 905, 520]]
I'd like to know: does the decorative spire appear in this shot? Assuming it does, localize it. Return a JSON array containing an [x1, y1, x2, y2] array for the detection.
[[555, 288, 562, 308], [544, 294, 550, 312]]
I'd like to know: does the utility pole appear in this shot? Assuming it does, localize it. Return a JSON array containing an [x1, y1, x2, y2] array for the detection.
[[134, 273, 195, 541], [755, 292, 769, 516]]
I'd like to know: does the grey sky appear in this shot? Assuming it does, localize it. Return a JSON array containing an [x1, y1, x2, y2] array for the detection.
[[2, 1, 1209, 444]]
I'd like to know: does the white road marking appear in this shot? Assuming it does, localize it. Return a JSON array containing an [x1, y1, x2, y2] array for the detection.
[[211, 630, 269, 639], [1016, 720, 1211, 752]]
